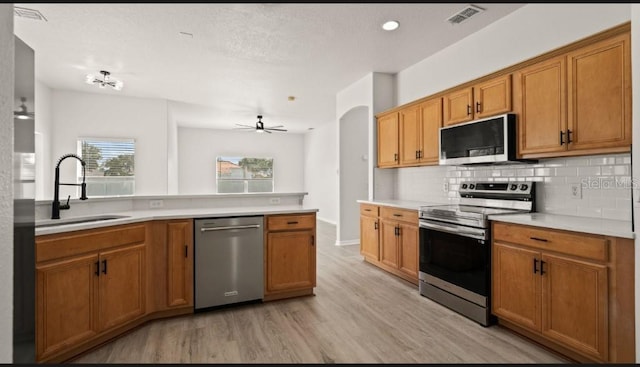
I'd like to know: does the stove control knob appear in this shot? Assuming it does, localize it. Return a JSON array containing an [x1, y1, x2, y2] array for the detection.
[[461, 183, 468, 189], [510, 184, 518, 190], [520, 184, 529, 191], [469, 184, 475, 190]]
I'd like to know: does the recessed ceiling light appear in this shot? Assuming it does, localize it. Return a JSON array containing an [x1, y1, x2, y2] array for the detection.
[[288, 96, 296, 101], [382, 20, 399, 31]]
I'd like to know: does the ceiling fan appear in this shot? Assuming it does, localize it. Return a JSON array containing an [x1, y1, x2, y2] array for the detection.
[[234, 115, 287, 134]]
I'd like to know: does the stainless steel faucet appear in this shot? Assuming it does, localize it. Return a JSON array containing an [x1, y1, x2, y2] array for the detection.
[[52, 153, 88, 219]]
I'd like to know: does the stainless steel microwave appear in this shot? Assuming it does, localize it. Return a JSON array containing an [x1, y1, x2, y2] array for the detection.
[[439, 113, 522, 165]]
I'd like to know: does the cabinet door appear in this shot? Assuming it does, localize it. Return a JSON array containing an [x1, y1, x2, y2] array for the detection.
[[566, 33, 631, 151], [36, 254, 99, 359], [443, 87, 473, 126], [515, 55, 567, 155], [541, 253, 608, 361], [474, 74, 512, 119], [397, 223, 418, 280], [266, 230, 316, 293], [399, 105, 421, 166], [167, 220, 193, 307], [492, 242, 541, 332], [98, 244, 145, 331], [377, 113, 399, 167], [419, 98, 442, 164], [379, 220, 399, 269], [360, 215, 379, 262]]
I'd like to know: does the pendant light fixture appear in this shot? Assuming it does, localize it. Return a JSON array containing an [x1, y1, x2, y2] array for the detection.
[[85, 70, 124, 91]]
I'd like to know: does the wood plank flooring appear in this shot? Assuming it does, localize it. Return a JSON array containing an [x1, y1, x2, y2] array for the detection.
[[72, 220, 569, 363]]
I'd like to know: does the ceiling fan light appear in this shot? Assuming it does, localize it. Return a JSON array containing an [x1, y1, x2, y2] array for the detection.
[[113, 80, 124, 90], [85, 74, 96, 84], [256, 129, 265, 133]]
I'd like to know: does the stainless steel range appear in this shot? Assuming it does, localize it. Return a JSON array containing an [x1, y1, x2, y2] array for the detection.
[[418, 181, 535, 326]]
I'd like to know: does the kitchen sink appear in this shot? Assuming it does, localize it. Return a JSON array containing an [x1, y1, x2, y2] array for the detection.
[[35, 214, 131, 228]]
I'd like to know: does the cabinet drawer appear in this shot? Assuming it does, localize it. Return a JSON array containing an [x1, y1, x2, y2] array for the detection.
[[267, 214, 316, 231], [360, 204, 379, 217], [379, 207, 418, 224], [36, 223, 146, 263], [493, 222, 608, 262]]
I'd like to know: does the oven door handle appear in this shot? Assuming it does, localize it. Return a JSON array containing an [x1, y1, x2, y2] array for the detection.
[[419, 220, 486, 240]]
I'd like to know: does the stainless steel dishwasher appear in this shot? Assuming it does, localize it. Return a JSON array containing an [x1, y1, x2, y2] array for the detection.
[[194, 216, 264, 310]]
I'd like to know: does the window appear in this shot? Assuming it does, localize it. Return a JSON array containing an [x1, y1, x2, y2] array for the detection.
[[77, 138, 135, 197], [216, 156, 273, 193]]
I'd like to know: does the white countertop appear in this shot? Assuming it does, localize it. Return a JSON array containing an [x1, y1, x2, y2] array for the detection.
[[488, 213, 634, 239], [357, 199, 446, 211], [36, 206, 319, 236]]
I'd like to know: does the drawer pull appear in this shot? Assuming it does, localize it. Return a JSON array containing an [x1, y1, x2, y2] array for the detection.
[[393, 214, 403, 217], [287, 221, 299, 225], [364, 209, 371, 212], [530, 237, 548, 242]]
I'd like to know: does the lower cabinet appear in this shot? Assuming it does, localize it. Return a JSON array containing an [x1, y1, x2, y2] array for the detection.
[[264, 213, 317, 301], [166, 220, 193, 308], [359, 203, 419, 285], [35, 224, 146, 362], [492, 221, 634, 363]]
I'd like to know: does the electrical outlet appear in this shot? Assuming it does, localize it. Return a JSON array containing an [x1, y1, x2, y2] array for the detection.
[[269, 197, 280, 204], [570, 183, 582, 199], [149, 199, 164, 208], [443, 182, 449, 192]]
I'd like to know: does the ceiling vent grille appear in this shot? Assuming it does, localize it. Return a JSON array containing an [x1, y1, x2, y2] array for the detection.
[[14, 6, 47, 22], [447, 4, 484, 25]]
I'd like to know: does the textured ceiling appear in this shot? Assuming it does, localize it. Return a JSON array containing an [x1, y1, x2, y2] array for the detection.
[[13, 3, 526, 133]]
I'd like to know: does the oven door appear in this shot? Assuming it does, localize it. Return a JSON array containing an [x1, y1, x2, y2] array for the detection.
[[419, 219, 489, 298]]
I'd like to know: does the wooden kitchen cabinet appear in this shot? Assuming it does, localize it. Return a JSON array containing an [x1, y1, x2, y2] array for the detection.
[[492, 221, 634, 363], [399, 97, 442, 166], [264, 213, 317, 301], [35, 223, 146, 362], [360, 204, 419, 285], [516, 32, 631, 158], [377, 112, 399, 167], [359, 204, 380, 262], [444, 74, 511, 126], [166, 220, 193, 308]]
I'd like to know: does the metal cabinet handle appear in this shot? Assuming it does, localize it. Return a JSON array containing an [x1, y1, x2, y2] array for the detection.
[[418, 150, 422, 159], [185, 245, 188, 258], [393, 213, 403, 217], [530, 237, 548, 242], [394, 153, 398, 161], [466, 105, 471, 115], [364, 209, 371, 212], [311, 235, 315, 246], [374, 221, 378, 230], [540, 260, 546, 275], [415, 150, 419, 159], [287, 221, 299, 225], [476, 101, 481, 113], [567, 129, 573, 144], [559, 130, 565, 145], [95, 261, 100, 276], [533, 258, 539, 274], [101, 259, 107, 275]]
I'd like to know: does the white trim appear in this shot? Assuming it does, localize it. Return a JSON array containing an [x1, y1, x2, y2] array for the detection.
[[335, 239, 359, 246], [317, 217, 337, 226]]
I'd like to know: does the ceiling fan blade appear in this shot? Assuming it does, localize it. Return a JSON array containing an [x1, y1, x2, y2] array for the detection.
[[235, 123, 254, 128], [265, 128, 287, 132], [266, 125, 284, 128], [264, 129, 272, 134]]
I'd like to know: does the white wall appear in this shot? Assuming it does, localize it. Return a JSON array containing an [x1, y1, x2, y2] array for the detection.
[[304, 121, 337, 224], [0, 4, 13, 362], [178, 127, 305, 194], [34, 81, 52, 200], [50, 90, 168, 199], [397, 4, 631, 104], [631, 4, 640, 362], [339, 106, 368, 243]]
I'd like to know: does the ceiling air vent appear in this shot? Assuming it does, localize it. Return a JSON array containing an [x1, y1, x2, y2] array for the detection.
[[14, 6, 47, 22], [447, 4, 484, 25]]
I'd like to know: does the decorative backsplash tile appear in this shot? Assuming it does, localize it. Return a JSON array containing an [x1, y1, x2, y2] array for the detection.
[[394, 153, 632, 221]]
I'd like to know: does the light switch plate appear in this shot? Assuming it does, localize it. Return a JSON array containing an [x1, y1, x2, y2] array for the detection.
[[570, 183, 582, 199]]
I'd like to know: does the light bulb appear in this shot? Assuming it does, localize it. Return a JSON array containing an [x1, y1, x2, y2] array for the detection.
[[113, 80, 124, 90], [85, 74, 96, 84], [256, 129, 264, 133]]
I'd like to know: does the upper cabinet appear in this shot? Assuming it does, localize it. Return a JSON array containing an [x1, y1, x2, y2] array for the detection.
[[443, 74, 512, 126], [376, 112, 399, 168], [517, 32, 631, 158], [399, 97, 443, 166]]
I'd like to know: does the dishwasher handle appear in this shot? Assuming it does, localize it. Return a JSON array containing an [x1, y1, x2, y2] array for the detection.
[[200, 224, 261, 232]]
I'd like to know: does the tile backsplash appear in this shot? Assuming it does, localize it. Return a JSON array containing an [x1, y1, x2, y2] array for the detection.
[[394, 153, 632, 221]]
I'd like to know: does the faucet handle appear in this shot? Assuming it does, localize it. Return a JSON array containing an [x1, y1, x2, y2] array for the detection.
[[60, 195, 71, 210]]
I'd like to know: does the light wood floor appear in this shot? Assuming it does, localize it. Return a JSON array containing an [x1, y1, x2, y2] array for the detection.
[[73, 220, 569, 363]]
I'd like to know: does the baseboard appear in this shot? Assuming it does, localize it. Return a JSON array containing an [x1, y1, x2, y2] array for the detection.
[[335, 239, 359, 246], [317, 217, 337, 226]]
